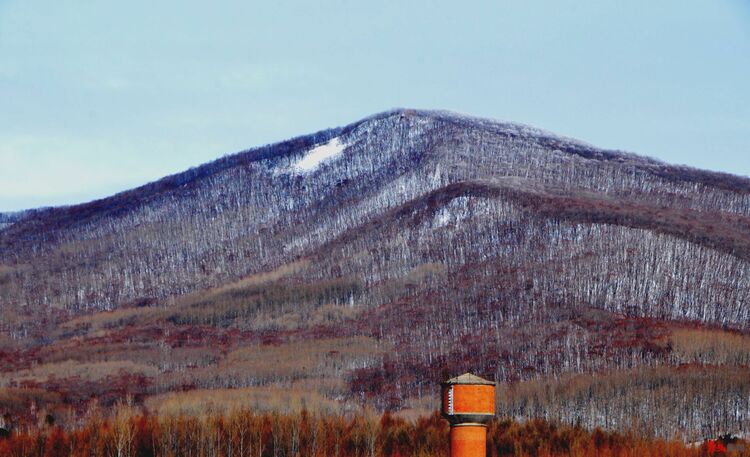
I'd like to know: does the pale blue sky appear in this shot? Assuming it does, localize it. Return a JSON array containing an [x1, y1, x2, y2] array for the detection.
[[1, 1, 749, 211]]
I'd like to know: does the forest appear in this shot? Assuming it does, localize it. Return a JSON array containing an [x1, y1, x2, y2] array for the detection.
[[2, 109, 750, 443], [3, 408, 747, 457]]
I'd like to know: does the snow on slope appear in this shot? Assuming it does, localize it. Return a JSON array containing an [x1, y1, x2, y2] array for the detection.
[[290, 137, 346, 173]]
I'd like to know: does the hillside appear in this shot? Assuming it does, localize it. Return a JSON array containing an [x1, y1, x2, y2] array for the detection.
[[1, 109, 749, 440]]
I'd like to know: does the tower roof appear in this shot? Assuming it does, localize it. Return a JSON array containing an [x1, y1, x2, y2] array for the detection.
[[442, 372, 495, 386]]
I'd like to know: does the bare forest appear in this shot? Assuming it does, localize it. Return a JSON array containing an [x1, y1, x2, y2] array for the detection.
[[1, 109, 749, 444]]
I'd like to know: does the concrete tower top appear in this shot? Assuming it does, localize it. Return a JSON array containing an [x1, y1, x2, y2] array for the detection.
[[442, 373, 495, 386]]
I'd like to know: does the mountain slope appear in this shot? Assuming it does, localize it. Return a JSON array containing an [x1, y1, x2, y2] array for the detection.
[[2, 109, 748, 315], [1, 109, 749, 439]]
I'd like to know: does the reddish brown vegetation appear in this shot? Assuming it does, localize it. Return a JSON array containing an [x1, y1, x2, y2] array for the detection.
[[2, 410, 743, 457]]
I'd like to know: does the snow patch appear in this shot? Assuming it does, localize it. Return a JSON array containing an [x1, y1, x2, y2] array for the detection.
[[432, 196, 472, 228], [434, 207, 453, 228], [290, 137, 346, 173]]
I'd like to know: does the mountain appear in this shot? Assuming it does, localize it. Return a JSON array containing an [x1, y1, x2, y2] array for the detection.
[[1, 109, 749, 439]]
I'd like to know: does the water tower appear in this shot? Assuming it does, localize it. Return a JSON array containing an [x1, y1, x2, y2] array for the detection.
[[441, 373, 496, 457]]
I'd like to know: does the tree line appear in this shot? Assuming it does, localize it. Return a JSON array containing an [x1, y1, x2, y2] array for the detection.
[[1, 407, 737, 457]]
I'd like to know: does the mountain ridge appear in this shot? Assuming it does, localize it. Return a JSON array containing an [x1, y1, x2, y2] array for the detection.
[[3, 108, 748, 226]]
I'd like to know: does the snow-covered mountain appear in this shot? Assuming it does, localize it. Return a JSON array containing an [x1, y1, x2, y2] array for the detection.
[[1, 109, 749, 438], [3, 109, 748, 318]]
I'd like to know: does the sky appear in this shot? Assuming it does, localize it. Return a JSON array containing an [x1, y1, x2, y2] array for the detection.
[[1, 1, 749, 212]]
